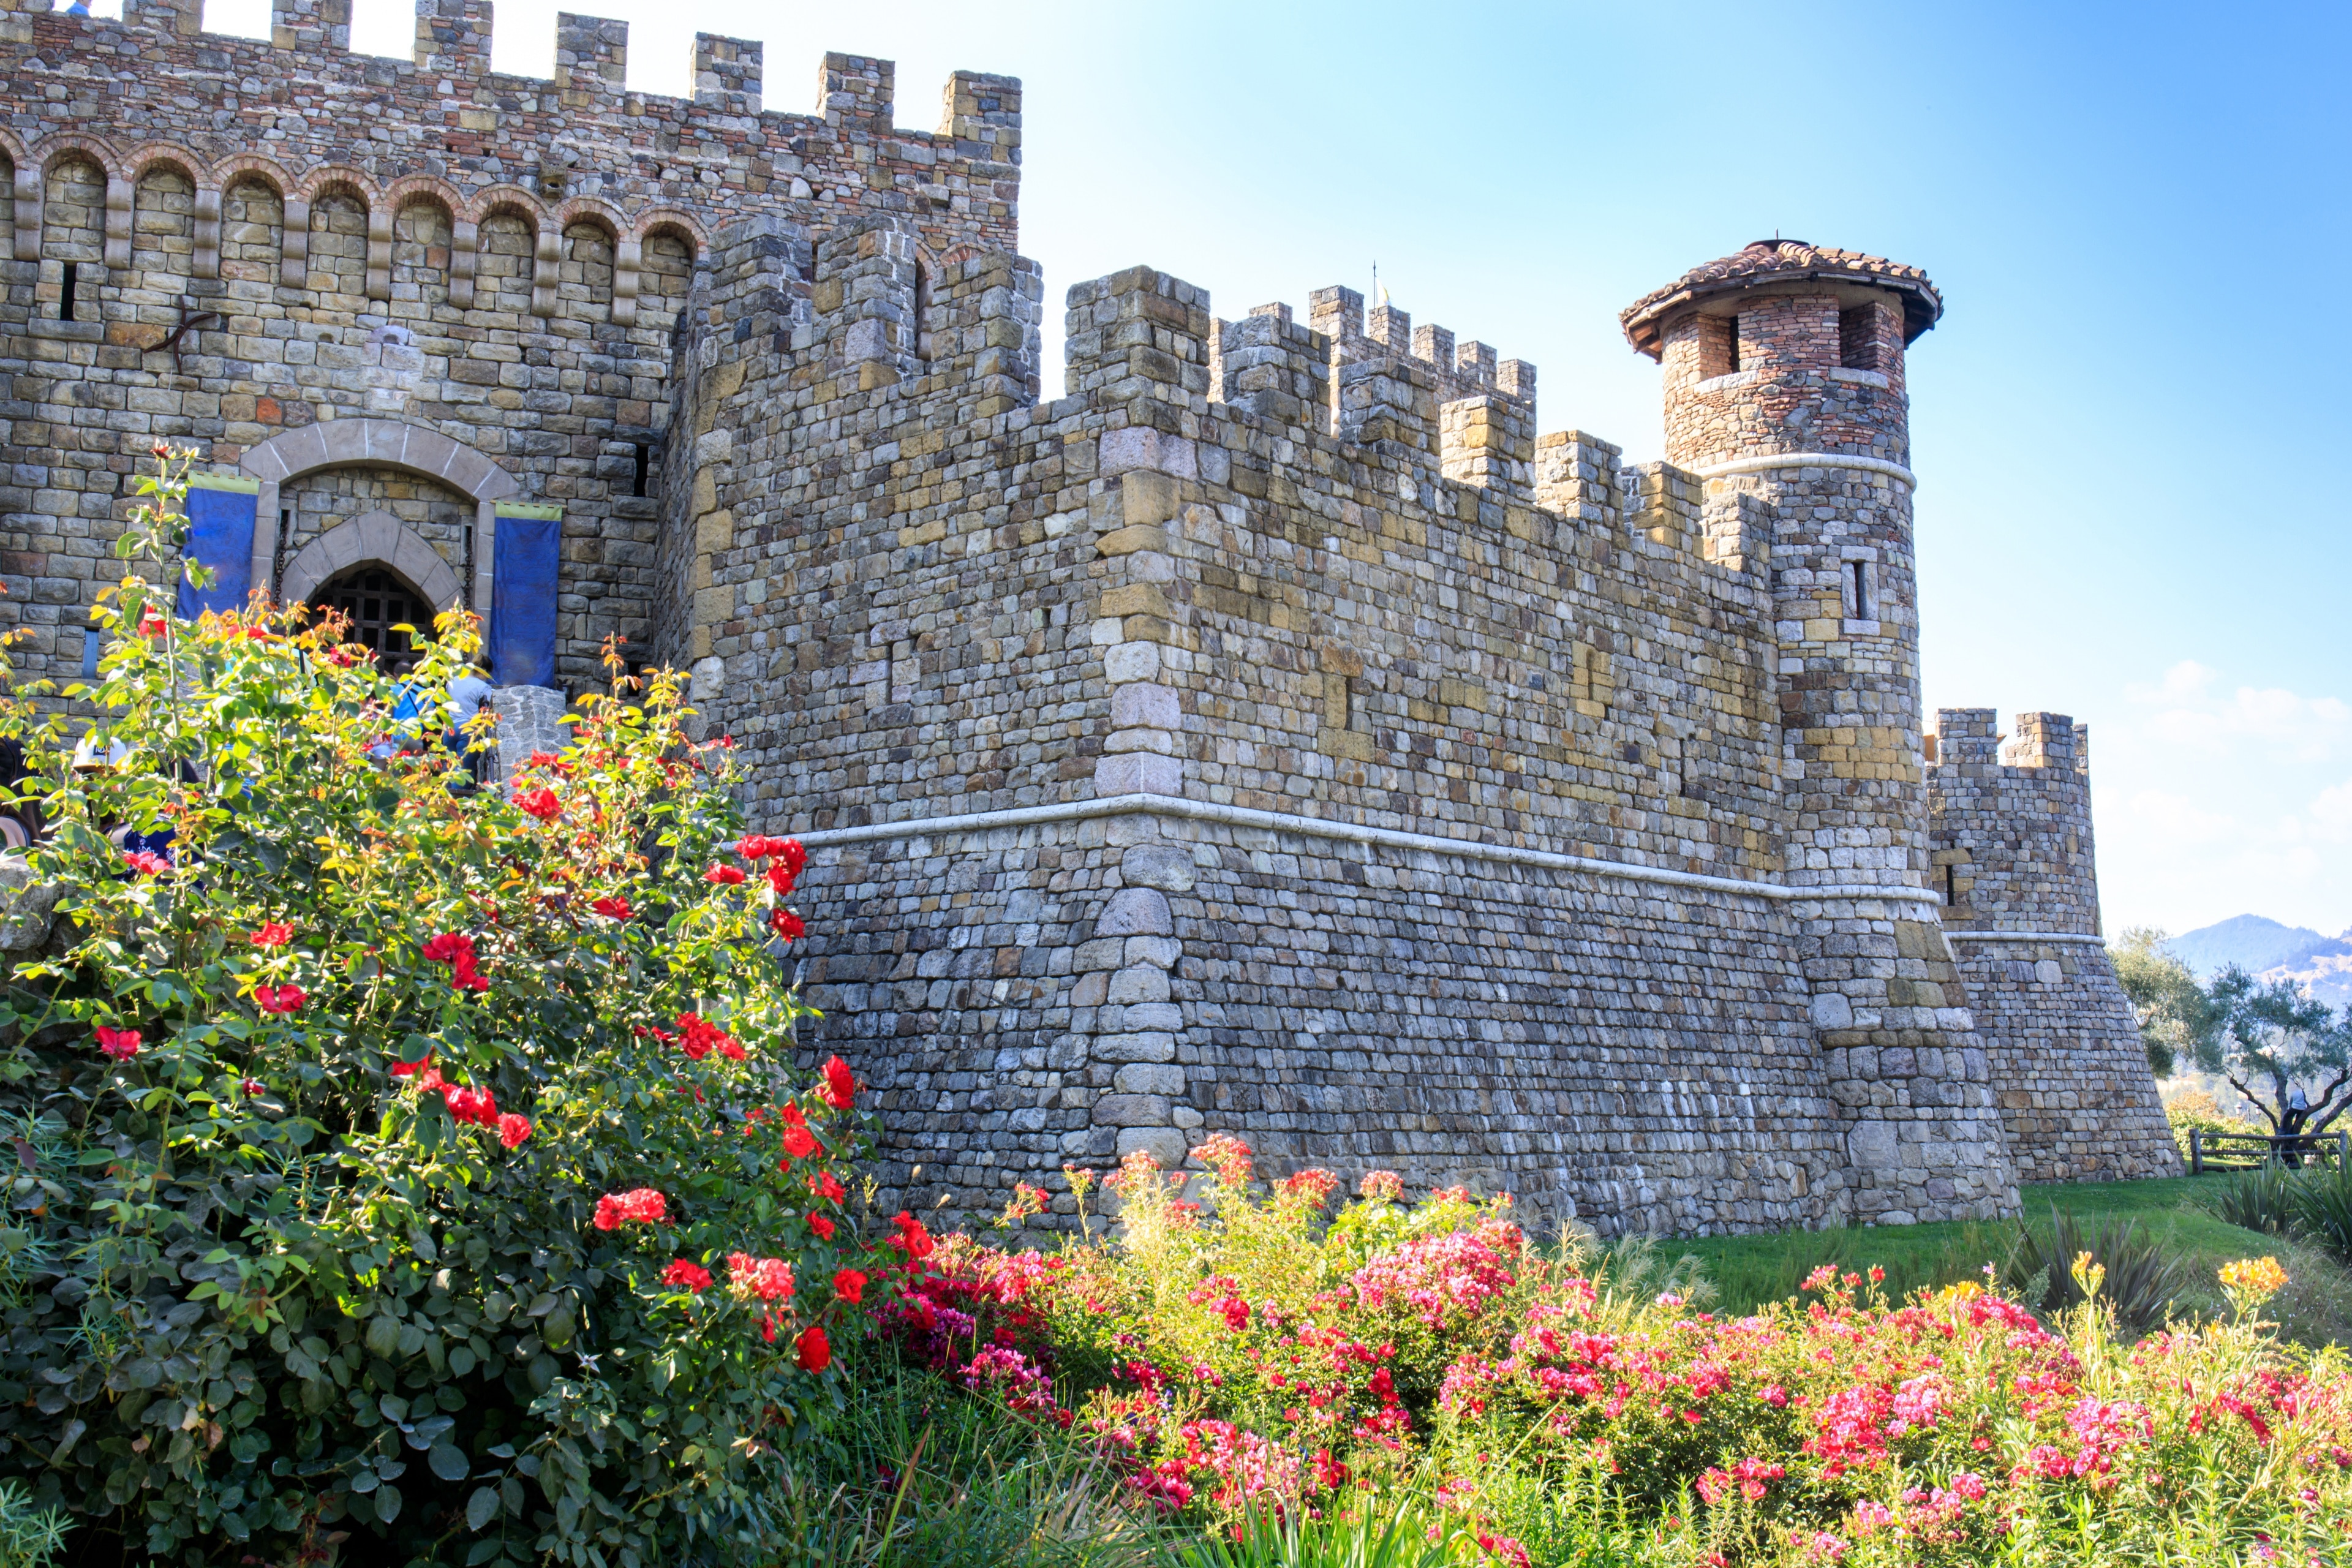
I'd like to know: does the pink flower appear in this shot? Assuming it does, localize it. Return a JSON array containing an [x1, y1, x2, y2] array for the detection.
[[124, 850, 172, 876], [1359, 1170, 1405, 1202], [94, 1026, 141, 1062], [254, 984, 307, 1016], [660, 1259, 713, 1293], [249, 922, 293, 948], [496, 1113, 533, 1148]]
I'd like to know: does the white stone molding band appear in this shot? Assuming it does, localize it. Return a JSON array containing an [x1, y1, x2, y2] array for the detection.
[[1942, 930, 2111, 946], [1696, 452, 1917, 488], [790, 794, 1947, 908]]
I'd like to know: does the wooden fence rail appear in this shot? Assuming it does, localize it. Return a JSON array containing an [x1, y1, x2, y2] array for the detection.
[[2187, 1128, 2350, 1176]]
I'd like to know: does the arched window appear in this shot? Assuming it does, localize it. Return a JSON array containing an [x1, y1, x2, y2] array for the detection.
[[312, 564, 429, 665]]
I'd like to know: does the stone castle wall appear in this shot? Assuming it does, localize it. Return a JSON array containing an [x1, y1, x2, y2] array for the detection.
[[658, 232, 2049, 1232], [1929, 709, 2180, 1182], [0, 0, 1016, 693]]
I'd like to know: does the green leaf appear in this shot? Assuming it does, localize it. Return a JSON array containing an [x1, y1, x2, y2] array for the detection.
[[465, 1483, 500, 1531], [429, 1441, 472, 1482], [374, 1482, 402, 1524]]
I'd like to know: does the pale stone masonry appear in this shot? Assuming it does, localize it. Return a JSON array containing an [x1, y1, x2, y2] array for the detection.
[[0, 6, 2176, 1232]]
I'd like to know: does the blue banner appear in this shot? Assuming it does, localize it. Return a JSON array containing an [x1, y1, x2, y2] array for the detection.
[[491, 512, 561, 688], [176, 483, 258, 620]]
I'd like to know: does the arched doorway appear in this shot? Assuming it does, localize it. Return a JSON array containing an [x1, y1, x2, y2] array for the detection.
[[311, 564, 431, 666]]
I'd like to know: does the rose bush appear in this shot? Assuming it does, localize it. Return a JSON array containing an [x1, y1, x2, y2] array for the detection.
[[0, 456, 881, 1563], [905, 1139, 2352, 1567]]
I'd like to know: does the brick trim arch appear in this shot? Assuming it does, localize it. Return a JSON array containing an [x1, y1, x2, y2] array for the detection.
[[280, 510, 466, 613]]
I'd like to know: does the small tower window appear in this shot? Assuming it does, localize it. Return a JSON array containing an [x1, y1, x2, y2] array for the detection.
[[59, 262, 78, 323], [1697, 314, 1737, 379], [1942, 862, 1958, 906], [1845, 560, 1874, 621], [1839, 306, 1879, 371], [631, 442, 650, 498]]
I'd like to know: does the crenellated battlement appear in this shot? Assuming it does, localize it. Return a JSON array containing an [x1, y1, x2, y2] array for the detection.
[[0, 0, 1022, 330]]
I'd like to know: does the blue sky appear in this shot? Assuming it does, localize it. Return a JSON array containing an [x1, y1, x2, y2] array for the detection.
[[200, 0, 2352, 938]]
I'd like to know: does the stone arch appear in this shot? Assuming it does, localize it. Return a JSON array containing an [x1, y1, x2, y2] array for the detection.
[[239, 418, 518, 500], [239, 419, 518, 622], [280, 510, 465, 612]]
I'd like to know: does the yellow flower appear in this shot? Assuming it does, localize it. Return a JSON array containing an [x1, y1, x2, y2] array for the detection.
[[2218, 1256, 2289, 1295], [1939, 1280, 1983, 1302]]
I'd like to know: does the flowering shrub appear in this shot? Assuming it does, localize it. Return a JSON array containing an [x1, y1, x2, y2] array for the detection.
[[0, 455, 879, 1562], [907, 1140, 2352, 1566]]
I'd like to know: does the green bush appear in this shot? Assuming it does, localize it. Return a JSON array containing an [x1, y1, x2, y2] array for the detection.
[[2000, 1205, 2186, 1331], [0, 455, 874, 1562], [2207, 1161, 2302, 1238]]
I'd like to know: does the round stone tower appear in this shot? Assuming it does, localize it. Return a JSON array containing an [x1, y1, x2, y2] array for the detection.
[[1623, 243, 2021, 1226]]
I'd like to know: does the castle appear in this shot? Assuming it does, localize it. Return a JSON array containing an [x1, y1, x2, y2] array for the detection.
[[0, 2, 2179, 1232]]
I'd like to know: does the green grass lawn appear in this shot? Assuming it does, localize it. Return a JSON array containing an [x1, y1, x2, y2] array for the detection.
[[1664, 1175, 2352, 1346]]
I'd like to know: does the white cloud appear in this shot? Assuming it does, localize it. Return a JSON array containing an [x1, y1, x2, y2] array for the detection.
[[2125, 660, 2351, 763]]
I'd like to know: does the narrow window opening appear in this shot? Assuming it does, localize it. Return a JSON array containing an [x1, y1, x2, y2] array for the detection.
[[59, 262, 78, 323], [1845, 560, 1872, 620], [1942, 862, 1958, 907], [913, 262, 934, 364], [1725, 313, 1742, 374], [631, 442, 650, 498], [1839, 306, 1879, 371]]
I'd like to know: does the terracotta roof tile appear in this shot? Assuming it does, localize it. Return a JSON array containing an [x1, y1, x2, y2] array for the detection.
[[1620, 241, 1942, 360]]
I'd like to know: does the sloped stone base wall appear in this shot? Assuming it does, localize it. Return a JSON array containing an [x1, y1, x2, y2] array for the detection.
[[796, 806, 1915, 1237], [1947, 934, 2181, 1183]]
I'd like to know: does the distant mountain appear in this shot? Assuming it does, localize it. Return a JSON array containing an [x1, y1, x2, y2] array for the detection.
[[2163, 915, 2352, 1011], [2165, 914, 2351, 979]]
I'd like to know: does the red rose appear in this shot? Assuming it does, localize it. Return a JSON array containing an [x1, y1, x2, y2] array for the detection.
[[796, 1324, 831, 1373], [496, 1113, 533, 1148], [768, 908, 805, 941], [138, 609, 167, 638], [421, 932, 475, 965], [514, 786, 562, 821], [124, 850, 172, 876], [589, 896, 632, 921], [821, 1055, 856, 1111], [813, 1170, 847, 1204], [254, 984, 307, 1016], [704, 864, 747, 886], [807, 1213, 836, 1240], [832, 1268, 867, 1304], [250, 922, 294, 948], [660, 1259, 713, 1292], [593, 1188, 668, 1231], [94, 1026, 141, 1062], [766, 861, 796, 897], [445, 1085, 497, 1126]]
